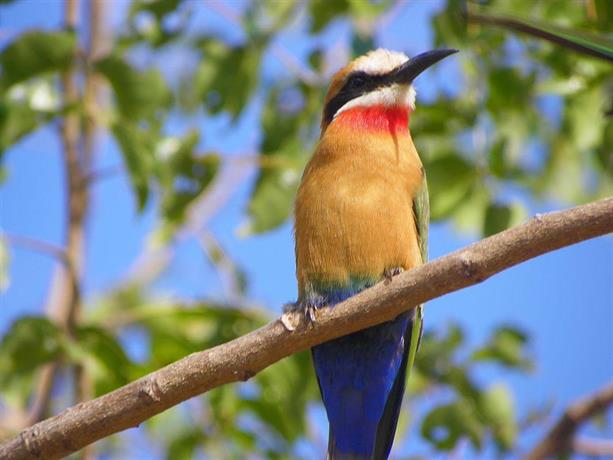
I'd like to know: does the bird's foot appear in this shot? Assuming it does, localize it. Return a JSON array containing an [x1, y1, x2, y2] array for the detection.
[[384, 267, 404, 284], [283, 293, 326, 325]]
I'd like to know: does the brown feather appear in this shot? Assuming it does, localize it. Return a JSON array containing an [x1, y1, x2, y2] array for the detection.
[[295, 106, 423, 297]]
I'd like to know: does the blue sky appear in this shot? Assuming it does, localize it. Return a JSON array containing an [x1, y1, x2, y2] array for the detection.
[[1, 0, 611, 458]]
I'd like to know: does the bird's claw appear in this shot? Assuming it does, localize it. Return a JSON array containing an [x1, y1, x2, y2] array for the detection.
[[384, 267, 404, 284], [306, 303, 318, 323], [283, 294, 326, 327]]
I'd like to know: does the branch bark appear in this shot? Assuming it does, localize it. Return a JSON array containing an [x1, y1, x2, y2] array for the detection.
[[1, 197, 612, 460], [525, 382, 613, 460]]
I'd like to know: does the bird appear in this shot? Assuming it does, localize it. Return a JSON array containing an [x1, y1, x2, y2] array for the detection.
[[292, 47, 457, 459]]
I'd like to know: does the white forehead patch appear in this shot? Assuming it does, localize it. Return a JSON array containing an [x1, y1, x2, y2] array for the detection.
[[352, 48, 410, 75], [332, 48, 417, 120]]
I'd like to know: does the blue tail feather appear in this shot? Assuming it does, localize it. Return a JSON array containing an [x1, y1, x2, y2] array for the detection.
[[310, 284, 414, 459]]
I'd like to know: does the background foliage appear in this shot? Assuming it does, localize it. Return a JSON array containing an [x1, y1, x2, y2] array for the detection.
[[0, 0, 611, 458]]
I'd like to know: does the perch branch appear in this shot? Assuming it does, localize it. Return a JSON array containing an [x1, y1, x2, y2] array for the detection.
[[1, 197, 612, 460]]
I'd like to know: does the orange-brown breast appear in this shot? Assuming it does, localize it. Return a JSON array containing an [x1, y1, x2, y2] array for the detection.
[[295, 106, 424, 297]]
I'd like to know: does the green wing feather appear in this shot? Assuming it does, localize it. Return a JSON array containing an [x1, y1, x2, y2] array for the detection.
[[372, 173, 430, 458], [406, 173, 429, 379]]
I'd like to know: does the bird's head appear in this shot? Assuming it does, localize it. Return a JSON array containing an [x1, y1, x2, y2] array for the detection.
[[321, 48, 457, 132]]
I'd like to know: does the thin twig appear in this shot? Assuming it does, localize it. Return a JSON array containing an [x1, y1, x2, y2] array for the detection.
[[1, 233, 68, 265], [525, 382, 613, 459], [24, 364, 59, 427], [1, 197, 611, 460], [81, 165, 125, 184], [466, 12, 613, 62], [573, 437, 613, 457], [198, 230, 243, 303]]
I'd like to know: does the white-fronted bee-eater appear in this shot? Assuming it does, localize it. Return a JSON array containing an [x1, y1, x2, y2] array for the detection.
[[292, 47, 457, 459]]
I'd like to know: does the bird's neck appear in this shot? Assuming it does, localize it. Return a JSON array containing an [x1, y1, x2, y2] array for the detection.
[[333, 105, 410, 133]]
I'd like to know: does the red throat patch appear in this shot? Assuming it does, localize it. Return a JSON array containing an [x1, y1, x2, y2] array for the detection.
[[335, 105, 410, 133]]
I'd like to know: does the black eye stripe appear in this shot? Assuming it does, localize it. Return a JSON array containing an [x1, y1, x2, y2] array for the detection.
[[322, 71, 388, 126], [347, 71, 369, 87]]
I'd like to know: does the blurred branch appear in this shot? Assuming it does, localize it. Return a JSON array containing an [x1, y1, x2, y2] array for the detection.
[[19, 1, 106, 454], [81, 164, 125, 184], [1, 197, 611, 460], [51, 0, 85, 331], [525, 382, 613, 460], [16, 0, 85, 436], [1, 233, 68, 265], [76, 4, 107, 458], [466, 11, 613, 62], [270, 44, 321, 85], [24, 364, 59, 427], [198, 230, 243, 303], [573, 437, 613, 456]]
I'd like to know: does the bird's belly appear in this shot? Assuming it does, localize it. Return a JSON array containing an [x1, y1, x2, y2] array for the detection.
[[295, 171, 421, 292]]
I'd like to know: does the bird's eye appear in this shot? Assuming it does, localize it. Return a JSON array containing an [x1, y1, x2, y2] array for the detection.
[[349, 74, 367, 89]]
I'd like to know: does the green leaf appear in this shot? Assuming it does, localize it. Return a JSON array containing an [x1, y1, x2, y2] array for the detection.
[[486, 67, 536, 115], [451, 186, 490, 234], [244, 0, 297, 34], [126, 0, 188, 48], [135, 304, 266, 367], [111, 122, 156, 210], [566, 84, 606, 151], [245, 352, 317, 441], [0, 30, 76, 91], [245, 86, 316, 234], [209, 384, 241, 425], [595, 120, 613, 177], [71, 326, 133, 396], [351, 32, 375, 58], [309, 0, 388, 33], [347, 0, 391, 18], [0, 80, 62, 157], [421, 400, 484, 450], [431, 0, 468, 47], [0, 317, 63, 402], [191, 39, 264, 119], [471, 326, 532, 370], [166, 428, 204, 460], [425, 155, 476, 220], [157, 131, 220, 226], [246, 165, 300, 234], [0, 99, 39, 155], [483, 202, 526, 236], [95, 55, 171, 120], [594, 0, 613, 31], [417, 324, 465, 378], [478, 383, 517, 450], [131, 0, 183, 20], [309, 0, 350, 32]]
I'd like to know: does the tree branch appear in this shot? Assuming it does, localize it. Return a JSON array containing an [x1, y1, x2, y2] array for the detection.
[[573, 437, 613, 457], [1, 197, 611, 460], [525, 382, 613, 460], [15, 0, 83, 435], [1, 233, 69, 266]]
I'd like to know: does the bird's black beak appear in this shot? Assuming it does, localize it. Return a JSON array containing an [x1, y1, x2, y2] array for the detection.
[[389, 49, 458, 84]]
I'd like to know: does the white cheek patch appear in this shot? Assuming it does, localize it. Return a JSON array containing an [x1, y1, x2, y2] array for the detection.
[[335, 84, 416, 118]]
